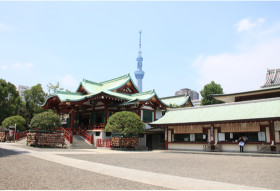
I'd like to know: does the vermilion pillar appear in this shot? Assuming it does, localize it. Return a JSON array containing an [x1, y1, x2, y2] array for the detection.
[[70, 111, 75, 133]]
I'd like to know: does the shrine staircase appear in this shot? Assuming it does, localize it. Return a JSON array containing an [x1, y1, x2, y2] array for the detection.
[[71, 135, 96, 149]]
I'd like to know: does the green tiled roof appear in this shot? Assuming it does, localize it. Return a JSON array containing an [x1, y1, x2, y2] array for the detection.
[[77, 73, 140, 94], [161, 95, 192, 107], [42, 74, 168, 107], [151, 98, 280, 125]]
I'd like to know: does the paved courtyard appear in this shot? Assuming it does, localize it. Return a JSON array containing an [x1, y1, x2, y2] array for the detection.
[[0, 142, 279, 190]]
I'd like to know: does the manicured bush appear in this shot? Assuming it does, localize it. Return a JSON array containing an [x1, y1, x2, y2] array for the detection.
[[2, 115, 26, 131], [30, 112, 61, 131], [105, 111, 145, 136]]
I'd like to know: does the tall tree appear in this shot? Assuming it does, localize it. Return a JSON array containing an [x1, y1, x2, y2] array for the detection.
[[0, 79, 23, 124], [24, 84, 46, 124], [200, 81, 224, 105]]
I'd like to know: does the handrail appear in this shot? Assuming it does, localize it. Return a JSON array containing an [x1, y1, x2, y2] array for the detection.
[[80, 129, 93, 144], [61, 127, 73, 144], [80, 123, 105, 130]]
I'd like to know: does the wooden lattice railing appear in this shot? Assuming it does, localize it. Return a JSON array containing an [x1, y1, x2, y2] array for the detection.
[[60, 127, 73, 144], [80, 129, 93, 144], [80, 123, 105, 130]]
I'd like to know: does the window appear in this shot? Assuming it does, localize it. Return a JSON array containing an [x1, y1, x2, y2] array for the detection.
[[95, 132, 100, 136], [174, 134, 207, 142], [219, 132, 261, 142], [143, 110, 153, 122], [106, 132, 111, 137]]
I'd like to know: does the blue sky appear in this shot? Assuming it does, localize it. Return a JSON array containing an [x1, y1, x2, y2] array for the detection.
[[0, 1, 280, 98]]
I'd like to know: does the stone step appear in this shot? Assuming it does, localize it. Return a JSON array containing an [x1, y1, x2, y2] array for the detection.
[[71, 135, 95, 149]]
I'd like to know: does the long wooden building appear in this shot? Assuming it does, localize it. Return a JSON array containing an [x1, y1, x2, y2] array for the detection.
[[150, 68, 280, 152]]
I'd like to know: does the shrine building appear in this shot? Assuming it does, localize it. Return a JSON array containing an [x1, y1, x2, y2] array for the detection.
[[150, 68, 280, 152], [42, 74, 193, 149]]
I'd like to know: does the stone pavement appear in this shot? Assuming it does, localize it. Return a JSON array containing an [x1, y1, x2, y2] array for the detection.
[[0, 143, 269, 190]]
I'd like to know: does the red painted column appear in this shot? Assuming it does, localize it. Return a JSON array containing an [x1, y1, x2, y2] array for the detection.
[[165, 126, 168, 150], [70, 111, 75, 133], [138, 105, 142, 119]]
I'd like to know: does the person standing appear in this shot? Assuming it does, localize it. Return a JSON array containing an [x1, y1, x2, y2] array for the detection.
[[238, 137, 245, 152]]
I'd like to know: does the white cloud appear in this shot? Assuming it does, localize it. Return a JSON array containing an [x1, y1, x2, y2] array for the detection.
[[0, 23, 13, 31], [12, 62, 22, 70], [194, 21, 280, 94], [235, 18, 265, 32], [1, 65, 7, 70], [25, 62, 34, 68], [60, 74, 79, 91], [10, 62, 34, 70]]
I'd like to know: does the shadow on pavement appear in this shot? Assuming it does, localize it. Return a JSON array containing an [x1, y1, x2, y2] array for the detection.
[[0, 148, 29, 158]]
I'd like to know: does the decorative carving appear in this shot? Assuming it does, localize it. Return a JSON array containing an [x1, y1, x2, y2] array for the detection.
[[127, 81, 132, 86]]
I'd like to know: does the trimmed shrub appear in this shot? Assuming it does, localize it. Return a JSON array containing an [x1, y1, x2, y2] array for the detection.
[[2, 115, 26, 131], [30, 112, 61, 131], [105, 111, 145, 136]]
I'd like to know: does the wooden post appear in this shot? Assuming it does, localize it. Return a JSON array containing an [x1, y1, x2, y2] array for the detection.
[[70, 111, 75, 133], [270, 121, 275, 144], [210, 124, 214, 144], [90, 135, 93, 144]]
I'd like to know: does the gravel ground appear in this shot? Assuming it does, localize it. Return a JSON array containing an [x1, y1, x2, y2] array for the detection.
[[59, 152, 280, 190], [0, 148, 169, 190]]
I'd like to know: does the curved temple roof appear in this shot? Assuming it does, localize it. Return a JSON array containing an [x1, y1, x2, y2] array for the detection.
[[42, 74, 169, 110], [160, 94, 193, 107]]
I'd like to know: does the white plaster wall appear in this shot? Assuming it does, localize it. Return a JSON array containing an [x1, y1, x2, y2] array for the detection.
[[168, 143, 204, 151], [156, 109, 162, 120], [168, 143, 259, 152], [92, 131, 105, 147], [142, 106, 153, 110], [139, 135, 146, 148], [221, 144, 258, 152], [275, 131, 279, 142], [266, 127, 270, 142], [168, 130, 172, 142]]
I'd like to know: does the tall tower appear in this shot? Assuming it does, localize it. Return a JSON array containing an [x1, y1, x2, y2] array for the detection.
[[134, 30, 145, 92]]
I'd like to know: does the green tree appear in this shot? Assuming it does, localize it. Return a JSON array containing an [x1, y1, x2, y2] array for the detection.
[[24, 84, 46, 124], [200, 81, 224, 105], [105, 111, 145, 136], [30, 112, 61, 130], [2, 115, 26, 131], [0, 79, 23, 124]]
